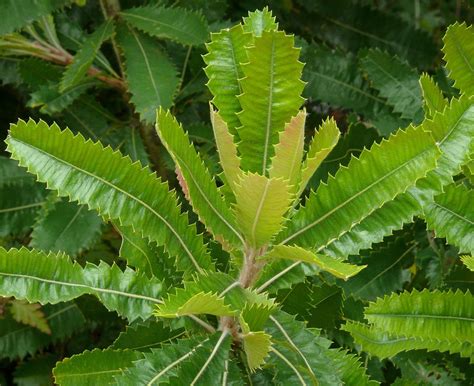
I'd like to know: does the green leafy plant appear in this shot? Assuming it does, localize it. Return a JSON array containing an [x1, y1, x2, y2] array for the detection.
[[1, 6, 473, 385]]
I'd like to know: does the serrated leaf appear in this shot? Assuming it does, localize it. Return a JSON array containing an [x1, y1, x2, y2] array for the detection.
[[30, 198, 102, 257], [242, 7, 278, 36], [364, 289, 474, 342], [419, 73, 448, 118], [360, 49, 423, 122], [0, 0, 70, 35], [269, 110, 305, 189], [461, 255, 474, 272], [298, 117, 340, 196], [0, 302, 85, 359], [122, 126, 150, 165], [9, 300, 51, 334], [157, 109, 243, 247], [237, 30, 305, 174], [203, 24, 251, 135], [13, 354, 57, 386], [269, 245, 365, 281], [326, 348, 379, 386], [6, 119, 212, 274], [280, 125, 440, 251], [210, 106, 242, 192], [425, 183, 474, 254], [60, 20, 114, 91], [343, 321, 474, 362], [115, 334, 231, 385], [54, 349, 142, 386], [443, 22, 474, 96], [121, 6, 208, 46], [243, 331, 272, 371], [116, 23, 179, 123], [233, 173, 292, 248], [0, 247, 162, 321]]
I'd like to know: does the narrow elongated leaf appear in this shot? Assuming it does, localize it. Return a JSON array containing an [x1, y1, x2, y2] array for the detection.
[[443, 23, 474, 96], [237, 30, 305, 174], [242, 7, 277, 36], [425, 183, 474, 254], [0, 0, 70, 35], [343, 321, 474, 361], [360, 49, 423, 122], [243, 331, 272, 371], [419, 73, 447, 118], [54, 349, 142, 386], [6, 119, 212, 274], [30, 198, 102, 257], [203, 24, 251, 134], [210, 107, 241, 192], [121, 6, 208, 46], [364, 289, 474, 342], [157, 109, 244, 247], [115, 334, 231, 385], [269, 110, 306, 188], [298, 117, 340, 196], [116, 24, 179, 123], [279, 125, 440, 251], [0, 247, 162, 321], [60, 20, 114, 91], [233, 173, 292, 247], [266, 245, 365, 280]]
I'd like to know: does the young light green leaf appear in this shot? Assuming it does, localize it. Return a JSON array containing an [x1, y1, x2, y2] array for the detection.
[[157, 108, 244, 247], [6, 119, 212, 274], [242, 7, 278, 36], [116, 23, 179, 123], [9, 299, 51, 334], [269, 110, 306, 189], [243, 331, 272, 372], [298, 117, 340, 196], [443, 22, 474, 96], [233, 173, 292, 248], [60, 20, 114, 91], [461, 255, 474, 272], [204, 24, 251, 135], [0, 247, 162, 321], [265, 245, 365, 280], [210, 106, 242, 192], [54, 349, 143, 386], [425, 183, 474, 254], [155, 292, 233, 318], [121, 6, 208, 46], [237, 30, 305, 174], [419, 73, 448, 118]]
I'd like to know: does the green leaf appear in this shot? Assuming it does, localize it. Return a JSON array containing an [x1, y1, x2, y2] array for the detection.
[[115, 334, 231, 385], [266, 245, 365, 280], [203, 24, 251, 135], [243, 331, 272, 371], [233, 173, 292, 248], [0, 302, 85, 359], [237, 30, 305, 174], [0, 0, 70, 35], [360, 49, 423, 122], [298, 117, 340, 196], [54, 349, 142, 386], [6, 119, 212, 274], [443, 22, 474, 96], [9, 299, 51, 334], [280, 124, 440, 251], [121, 6, 208, 46], [210, 106, 242, 192], [242, 7, 278, 36], [343, 321, 473, 362], [60, 20, 114, 91], [0, 247, 162, 321], [116, 23, 179, 123], [157, 108, 244, 247], [13, 354, 57, 386], [461, 255, 474, 272], [122, 126, 150, 165], [30, 198, 102, 257], [269, 110, 306, 189], [425, 183, 474, 254], [419, 73, 448, 118], [364, 289, 474, 342]]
